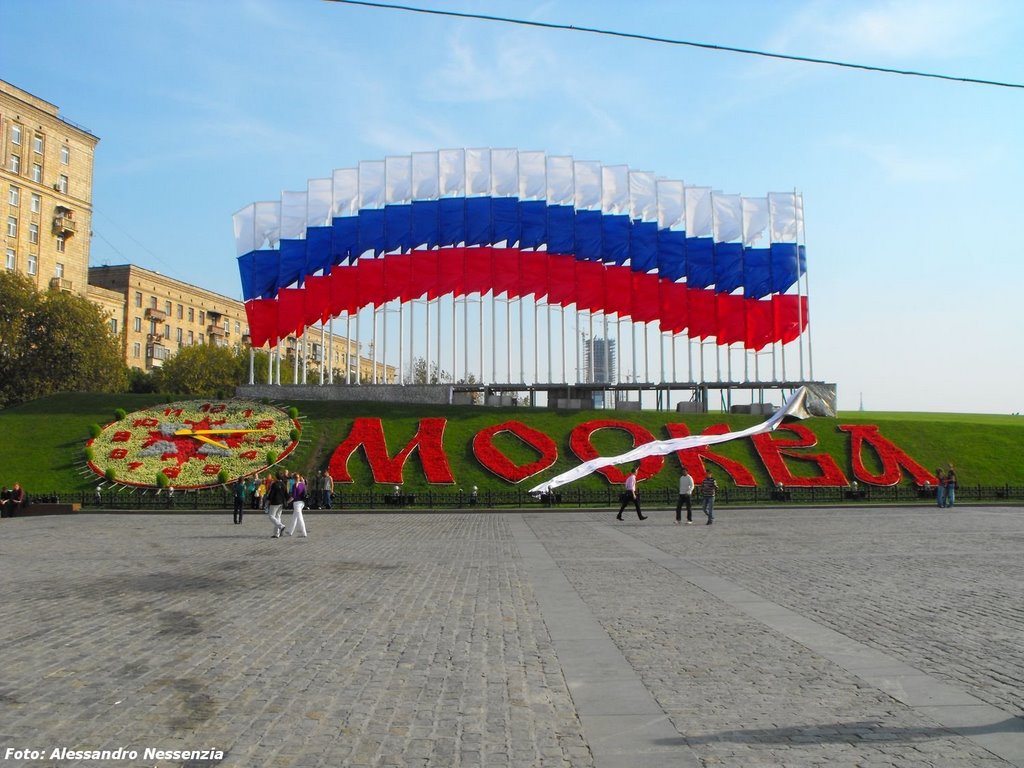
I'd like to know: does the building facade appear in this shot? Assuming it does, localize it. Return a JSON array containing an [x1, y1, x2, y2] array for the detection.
[[1, 79, 97, 298]]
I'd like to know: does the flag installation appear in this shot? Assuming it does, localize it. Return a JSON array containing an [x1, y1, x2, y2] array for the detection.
[[233, 149, 808, 352]]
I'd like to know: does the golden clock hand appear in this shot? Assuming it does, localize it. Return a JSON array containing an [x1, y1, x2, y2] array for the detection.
[[190, 428, 264, 435], [192, 434, 230, 450]]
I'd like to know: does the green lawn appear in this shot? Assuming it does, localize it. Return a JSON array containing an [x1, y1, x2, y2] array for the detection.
[[2, 393, 1022, 494]]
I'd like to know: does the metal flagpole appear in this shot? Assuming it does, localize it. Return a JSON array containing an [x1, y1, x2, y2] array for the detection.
[[347, 313, 354, 385], [506, 296, 511, 384], [320, 324, 326, 385], [328, 318, 335, 384], [371, 305, 378, 384], [275, 341, 282, 384], [383, 299, 389, 385], [519, 294, 525, 384], [452, 294, 458, 384], [249, 348, 255, 385], [293, 335, 300, 384], [301, 336, 308, 384], [425, 298, 431, 384], [399, 299, 404, 385], [797, 189, 813, 380]]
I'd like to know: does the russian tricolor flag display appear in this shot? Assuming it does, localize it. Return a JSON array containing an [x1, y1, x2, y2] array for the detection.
[[233, 149, 807, 352]]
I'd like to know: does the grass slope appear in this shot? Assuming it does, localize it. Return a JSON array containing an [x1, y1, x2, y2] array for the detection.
[[1, 394, 1022, 494]]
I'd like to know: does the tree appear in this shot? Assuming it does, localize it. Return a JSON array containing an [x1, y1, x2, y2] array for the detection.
[[156, 344, 247, 397], [0, 272, 128, 408], [407, 356, 452, 385]]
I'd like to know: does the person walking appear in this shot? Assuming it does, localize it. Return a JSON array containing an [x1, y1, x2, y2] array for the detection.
[[286, 473, 309, 538], [231, 478, 246, 524], [308, 471, 322, 510], [265, 472, 288, 538], [675, 468, 695, 525], [616, 469, 647, 521], [945, 465, 958, 508], [934, 469, 946, 508], [701, 473, 719, 525]]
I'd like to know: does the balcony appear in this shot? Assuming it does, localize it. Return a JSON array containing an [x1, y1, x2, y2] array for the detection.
[[147, 332, 163, 344], [146, 343, 170, 367], [52, 215, 76, 237], [145, 307, 167, 322], [49, 276, 74, 292], [207, 324, 227, 337]]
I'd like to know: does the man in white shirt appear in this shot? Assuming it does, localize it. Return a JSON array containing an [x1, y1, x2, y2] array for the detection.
[[616, 469, 647, 521], [675, 468, 695, 525]]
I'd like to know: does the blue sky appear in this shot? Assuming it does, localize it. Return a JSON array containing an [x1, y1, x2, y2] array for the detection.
[[4, 0, 1023, 413]]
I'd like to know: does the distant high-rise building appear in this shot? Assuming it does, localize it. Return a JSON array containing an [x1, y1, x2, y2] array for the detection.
[[582, 337, 616, 384]]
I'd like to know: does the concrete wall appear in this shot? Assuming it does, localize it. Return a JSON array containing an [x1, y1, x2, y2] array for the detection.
[[237, 383, 454, 405]]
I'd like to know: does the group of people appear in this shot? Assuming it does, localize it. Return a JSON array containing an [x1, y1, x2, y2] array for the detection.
[[229, 469, 335, 539], [934, 465, 959, 508], [616, 468, 719, 525], [0, 483, 26, 517]]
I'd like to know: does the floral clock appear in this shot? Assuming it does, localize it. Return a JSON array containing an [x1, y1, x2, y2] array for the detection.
[[86, 399, 300, 489]]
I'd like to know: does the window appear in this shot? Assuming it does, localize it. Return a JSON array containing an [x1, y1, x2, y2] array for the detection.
[[223, 318, 229, 332], [55, 262, 64, 278], [199, 333, 205, 345], [33, 135, 43, 154], [177, 304, 183, 319], [133, 317, 142, 333], [11, 125, 21, 145], [149, 296, 157, 309], [60, 145, 70, 165], [164, 323, 171, 338], [176, 327, 183, 344], [31, 164, 42, 183], [235, 321, 241, 334], [187, 307, 194, 322], [5, 248, 14, 270], [132, 342, 141, 358], [164, 300, 172, 315], [57, 175, 68, 194], [28, 223, 38, 244], [110, 318, 118, 335], [187, 330, 194, 345], [9, 155, 20, 174], [134, 291, 143, 308], [26, 254, 36, 275], [8, 186, 18, 206], [6, 216, 16, 237], [30, 193, 40, 213], [56, 234, 65, 253], [199, 311, 205, 325]]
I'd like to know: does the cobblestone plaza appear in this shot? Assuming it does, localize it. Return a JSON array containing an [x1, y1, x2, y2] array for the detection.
[[2, 505, 1022, 767]]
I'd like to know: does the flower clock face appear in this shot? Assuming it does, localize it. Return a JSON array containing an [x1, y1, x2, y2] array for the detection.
[[87, 399, 300, 489]]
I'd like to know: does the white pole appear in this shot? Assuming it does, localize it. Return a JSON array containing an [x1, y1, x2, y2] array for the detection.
[[249, 348, 255, 385], [398, 300, 404, 385], [797, 189, 813, 380], [425, 298, 431, 383], [319, 324, 326, 385], [328, 318, 335, 384], [383, 299, 389, 385]]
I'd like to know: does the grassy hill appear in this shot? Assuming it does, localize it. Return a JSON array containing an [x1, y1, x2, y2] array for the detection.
[[1, 393, 1022, 494]]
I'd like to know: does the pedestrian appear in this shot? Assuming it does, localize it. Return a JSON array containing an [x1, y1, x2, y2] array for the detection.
[[675, 468, 694, 525], [934, 468, 946, 508], [701, 473, 719, 525], [286, 473, 308, 538], [265, 472, 288, 538], [309, 471, 322, 510], [616, 468, 647, 521], [231, 478, 246, 524], [321, 469, 334, 510], [245, 475, 258, 509], [945, 465, 958, 508]]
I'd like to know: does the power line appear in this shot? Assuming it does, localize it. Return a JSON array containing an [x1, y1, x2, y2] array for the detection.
[[325, 0, 1024, 91]]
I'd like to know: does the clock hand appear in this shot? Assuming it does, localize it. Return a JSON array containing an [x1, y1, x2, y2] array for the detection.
[[190, 429, 265, 435], [191, 434, 230, 450]]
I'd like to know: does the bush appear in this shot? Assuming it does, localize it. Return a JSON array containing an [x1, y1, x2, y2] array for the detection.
[[89, 423, 102, 438], [217, 469, 229, 484], [104, 467, 116, 482], [156, 472, 169, 488], [287, 406, 299, 419], [266, 450, 278, 465], [290, 428, 300, 442], [114, 407, 127, 420]]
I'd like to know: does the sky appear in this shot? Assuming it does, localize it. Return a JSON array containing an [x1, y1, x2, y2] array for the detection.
[[3, 0, 1023, 413]]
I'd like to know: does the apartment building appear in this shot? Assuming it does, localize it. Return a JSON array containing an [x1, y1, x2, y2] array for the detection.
[[1, 79, 97, 297]]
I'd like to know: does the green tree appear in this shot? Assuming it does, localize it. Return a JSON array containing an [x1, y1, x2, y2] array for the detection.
[[157, 344, 247, 396], [0, 272, 128, 408]]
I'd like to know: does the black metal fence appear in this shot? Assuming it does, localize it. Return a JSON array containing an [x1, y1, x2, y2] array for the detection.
[[25, 484, 1024, 512]]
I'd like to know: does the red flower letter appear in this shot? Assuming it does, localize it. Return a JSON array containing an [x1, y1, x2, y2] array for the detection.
[[569, 420, 664, 484], [838, 424, 937, 486], [473, 421, 558, 483], [328, 417, 455, 485], [664, 423, 757, 486], [751, 424, 848, 486]]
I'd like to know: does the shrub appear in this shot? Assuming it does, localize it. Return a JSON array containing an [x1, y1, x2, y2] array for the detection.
[[290, 428, 300, 442], [84, 446, 94, 462], [114, 408, 127, 420], [104, 467, 116, 482], [88, 423, 102, 438], [156, 472, 169, 488], [217, 469, 229, 484]]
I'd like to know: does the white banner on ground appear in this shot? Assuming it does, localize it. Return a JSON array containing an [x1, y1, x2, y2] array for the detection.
[[529, 386, 817, 496]]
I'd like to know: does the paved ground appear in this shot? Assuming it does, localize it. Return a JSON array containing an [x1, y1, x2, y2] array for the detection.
[[1, 504, 1023, 768]]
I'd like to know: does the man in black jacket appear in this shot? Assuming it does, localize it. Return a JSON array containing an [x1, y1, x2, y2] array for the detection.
[[265, 472, 288, 538]]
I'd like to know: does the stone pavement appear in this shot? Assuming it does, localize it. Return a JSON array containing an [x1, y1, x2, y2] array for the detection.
[[1, 504, 1023, 768]]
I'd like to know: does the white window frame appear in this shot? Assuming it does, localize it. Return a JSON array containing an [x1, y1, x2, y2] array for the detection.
[[33, 135, 43, 154], [5, 248, 15, 270], [30, 193, 40, 213], [55, 262, 64, 278], [6, 216, 16, 237], [58, 175, 68, 194], [28, 222, 38, 244], [10, 155, 20, 174], [60, 145, 70, 165], [32, 164, 42, 183], [133, 317, 142, 333], [26, 254, 37, 275], [8, 186, 19, 206], [11, 125, 21, 145], [56, 234, 65, 253]]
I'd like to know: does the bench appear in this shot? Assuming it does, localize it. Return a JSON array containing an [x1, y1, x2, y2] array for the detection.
[[16, 502, 82, 516]]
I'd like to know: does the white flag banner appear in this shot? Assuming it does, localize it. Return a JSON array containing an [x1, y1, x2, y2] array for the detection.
[[412, 151, 440, 200], [518, 150, 546, 200], [713, 192, 742, 242], [529, 386, 819, 496], [546, 155, 574, 205], [280, 191, 307, 240], [307, 178, 333, 228], [574, 160, 602, 210], [742, 196, 770, 246], [439, 149, 466, 197], [466, 148, 491, 196], [233, 204, 256, 256], [253, 201, 281, 250], [685, 186, 713, 238], [769, 191, 799, 242], [491, 148, 518, 197], [358, 160, 385, 210], [657, 180, 685, 231], [385, 155, 412, 205], [629, 170, 657, 222], [602, 165, 629, 215], [332, 168, 359, 218]]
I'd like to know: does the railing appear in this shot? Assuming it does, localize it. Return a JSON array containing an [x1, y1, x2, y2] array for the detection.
[[21, 485, 1024, 512]]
